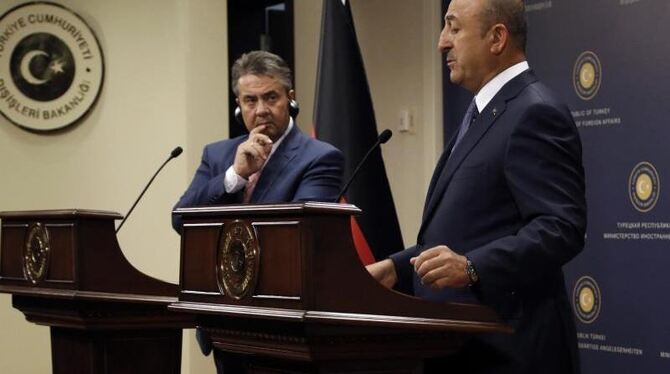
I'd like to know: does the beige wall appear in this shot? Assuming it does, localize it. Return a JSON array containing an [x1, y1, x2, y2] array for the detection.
[[0, 0, 442, 372], [0, 0, 225, 372]]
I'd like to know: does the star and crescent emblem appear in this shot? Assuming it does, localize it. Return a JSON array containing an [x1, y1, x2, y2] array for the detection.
[[573, 276, 601, 324], [0, 2, 104, 132], [19, 50, 67, 85], [573, 51, 602, 101], [629, 162, 660, 213]]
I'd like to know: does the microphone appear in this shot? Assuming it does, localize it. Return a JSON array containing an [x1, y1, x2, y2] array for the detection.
[[335, 129, 392, 202], [116, 146, 183, 234]]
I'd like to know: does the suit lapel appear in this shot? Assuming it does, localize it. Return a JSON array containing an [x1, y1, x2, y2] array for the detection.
[[418, 70, 538, 239], [251, 125, 302, 202], [422, 135, 457, 221], [419, 103, 506, 234]]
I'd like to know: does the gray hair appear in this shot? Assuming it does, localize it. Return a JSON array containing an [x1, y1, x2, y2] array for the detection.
[[481, 0, 527, 52], [231, 51, 293, 96]]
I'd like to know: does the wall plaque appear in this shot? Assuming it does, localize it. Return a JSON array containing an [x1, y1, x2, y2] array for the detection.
[[0, 2, 104, 132]]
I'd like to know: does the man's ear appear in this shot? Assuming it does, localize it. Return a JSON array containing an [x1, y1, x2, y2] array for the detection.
[[288, 89, 296, 101], [489, 24, 509, 55]]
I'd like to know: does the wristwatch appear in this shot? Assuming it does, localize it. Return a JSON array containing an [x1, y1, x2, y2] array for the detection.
[[465, 258, 479, 286]]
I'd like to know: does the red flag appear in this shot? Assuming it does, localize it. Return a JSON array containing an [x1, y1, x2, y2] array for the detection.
[[314, 0, 404, 264]]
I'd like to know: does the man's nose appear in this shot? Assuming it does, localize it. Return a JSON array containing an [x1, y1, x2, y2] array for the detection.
[[255, 100, 270, 115], [437, 27, 451, 52]]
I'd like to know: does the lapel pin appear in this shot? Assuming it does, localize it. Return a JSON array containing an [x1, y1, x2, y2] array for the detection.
[[492, 108, 498, 116]]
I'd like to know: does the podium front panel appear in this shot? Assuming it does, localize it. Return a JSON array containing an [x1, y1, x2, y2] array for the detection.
[[0, 220, 76, 289]]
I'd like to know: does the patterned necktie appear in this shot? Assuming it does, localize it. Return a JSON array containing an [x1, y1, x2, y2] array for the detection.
[[451, 99, 479, 153], [243, 171, 261, 203]]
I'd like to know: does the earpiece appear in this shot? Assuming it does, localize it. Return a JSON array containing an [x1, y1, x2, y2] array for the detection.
[[288, 99, 300, 119]]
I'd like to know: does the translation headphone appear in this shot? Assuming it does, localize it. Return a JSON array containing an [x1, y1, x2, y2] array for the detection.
[[234, 99, 300, 125]]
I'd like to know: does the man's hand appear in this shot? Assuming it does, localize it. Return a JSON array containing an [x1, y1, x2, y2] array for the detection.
[[233, 125, 273, 178], [366, 259, 398, 289], [410, 245, 469, 289]]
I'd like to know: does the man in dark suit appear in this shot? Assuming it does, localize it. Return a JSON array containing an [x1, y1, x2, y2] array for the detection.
[[367, 0, 586, 373], [172, 51, 343, 373], [172, 50, 343, 232]]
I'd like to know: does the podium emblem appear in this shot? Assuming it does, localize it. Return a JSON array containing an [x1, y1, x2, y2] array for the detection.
[[217, 220, 260, 299], [23, 223, 51, 284]]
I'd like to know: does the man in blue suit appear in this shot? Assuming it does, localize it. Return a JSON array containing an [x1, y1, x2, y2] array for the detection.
[[172, 50, 343, 232], [172, 51, 343, 373], [368, 1, 586, 373]]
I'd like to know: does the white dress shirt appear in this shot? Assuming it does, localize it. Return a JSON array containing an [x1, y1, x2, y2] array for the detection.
[[474, 61, 529, 113]]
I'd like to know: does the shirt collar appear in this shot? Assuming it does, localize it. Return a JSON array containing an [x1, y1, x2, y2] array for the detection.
[[474, 61, 529, 112]]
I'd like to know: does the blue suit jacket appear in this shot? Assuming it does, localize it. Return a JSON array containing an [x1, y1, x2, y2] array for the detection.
[[391, 70, 586, 374], [172, 125, 343, 232]]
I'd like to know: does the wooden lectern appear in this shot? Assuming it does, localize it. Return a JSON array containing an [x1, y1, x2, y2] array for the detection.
[[171, 203, 511, 373], [0, 210, 193, 374]]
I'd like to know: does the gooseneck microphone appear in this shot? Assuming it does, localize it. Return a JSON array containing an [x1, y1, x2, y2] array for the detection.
[[335, 129, 393, 202], [116, 146, 183, 234]]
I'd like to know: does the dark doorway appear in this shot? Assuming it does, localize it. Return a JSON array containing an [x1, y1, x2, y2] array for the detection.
[[227, 0, 294, 138]]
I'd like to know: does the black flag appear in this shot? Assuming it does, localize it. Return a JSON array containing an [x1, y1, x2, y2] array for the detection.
[[314, 0, 404, 264]]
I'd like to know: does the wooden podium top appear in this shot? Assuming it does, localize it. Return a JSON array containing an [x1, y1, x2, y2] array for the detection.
[[171, 202, 512, 335], [0, 209, 177, 304], [175, 201, 362, 216]]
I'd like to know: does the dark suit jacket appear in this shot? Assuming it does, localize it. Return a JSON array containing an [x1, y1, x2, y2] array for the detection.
[[172, 125, 344, 232], [391, 70, 586, 374]]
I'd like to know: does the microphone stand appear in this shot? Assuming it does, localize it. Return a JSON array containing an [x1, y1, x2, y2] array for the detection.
[[116, 147, 183, 234]]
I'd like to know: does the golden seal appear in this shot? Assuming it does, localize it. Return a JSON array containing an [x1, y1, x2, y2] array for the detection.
[[579, 62, 596, 90], [23, 222, 51, 284], [629, 161, 660, 213], [217, 220, 260, 300], [578, 287, 595, 313], [573, 51, 602, 101], [573, 276, 601, 324]]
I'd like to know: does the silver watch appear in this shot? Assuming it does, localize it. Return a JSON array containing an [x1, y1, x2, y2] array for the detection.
[[465, 258, 479, 286]]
